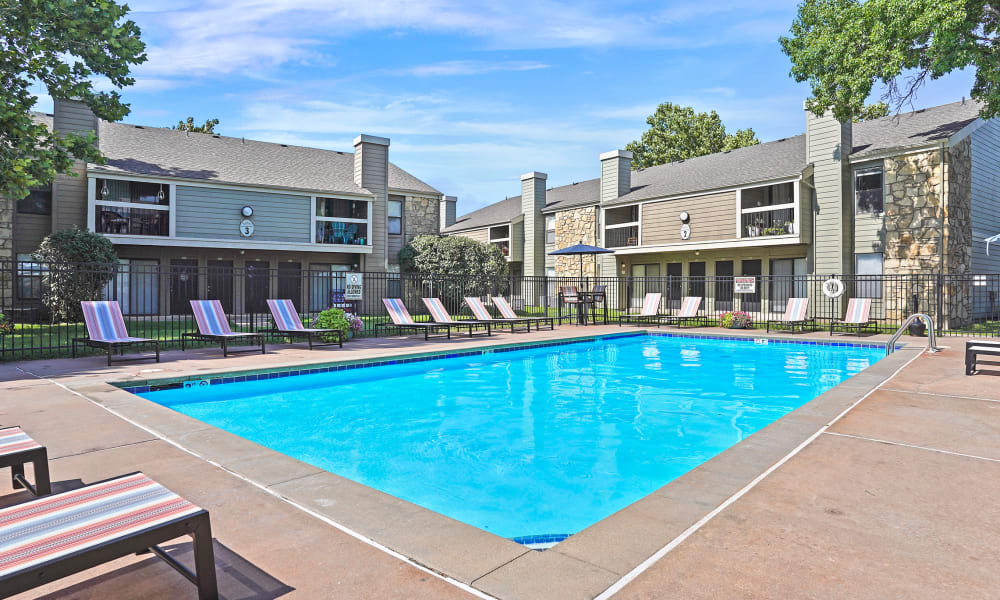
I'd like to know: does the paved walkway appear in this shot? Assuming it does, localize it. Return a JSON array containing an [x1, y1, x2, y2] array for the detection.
[[1, 328, 996, 598]]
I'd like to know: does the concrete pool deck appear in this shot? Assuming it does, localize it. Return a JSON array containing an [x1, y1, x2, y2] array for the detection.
[[1, 326, 997, 598]]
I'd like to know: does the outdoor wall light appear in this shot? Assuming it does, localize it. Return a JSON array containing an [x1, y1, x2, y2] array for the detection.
[[679, 211, 690, 223], [241, 206, 254, 217], [157, 183, 165, 202], [101, 181, 109, 200]]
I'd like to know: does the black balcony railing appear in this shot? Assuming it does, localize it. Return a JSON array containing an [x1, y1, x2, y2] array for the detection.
[[742, 206, 795, 238], [96, 206, 169, 236], [605, 225, 639, 248], [491, 240, 510, 257], [315, 221, 369, 245]]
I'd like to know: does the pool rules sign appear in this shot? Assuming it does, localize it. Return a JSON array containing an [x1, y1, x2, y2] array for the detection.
[[344, 273, 363, 301]]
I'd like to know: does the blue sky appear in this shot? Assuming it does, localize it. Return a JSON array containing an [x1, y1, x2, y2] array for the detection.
[[34, 0, 974, 214]]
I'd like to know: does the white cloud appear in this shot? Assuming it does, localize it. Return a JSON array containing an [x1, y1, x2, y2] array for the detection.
[[394, 60, 550, 77]]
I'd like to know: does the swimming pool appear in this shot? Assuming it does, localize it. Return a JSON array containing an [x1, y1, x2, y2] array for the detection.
[[139, 333, 884, 542]]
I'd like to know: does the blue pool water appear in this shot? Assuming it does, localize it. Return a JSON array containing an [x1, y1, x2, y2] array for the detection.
[[140, 334, 883, 540]]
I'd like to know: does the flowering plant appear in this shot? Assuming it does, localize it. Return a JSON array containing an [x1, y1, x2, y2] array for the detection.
[[344, 312, 364, 334], [0, 312, 12, 336], [720, 310, 752, 329], [313, 308, 364, 339]]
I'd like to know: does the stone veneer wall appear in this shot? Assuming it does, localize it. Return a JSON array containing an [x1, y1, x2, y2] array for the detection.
[[553, 206, 597, 277], [404, 195, 440, 244], [0, 196, 12, 307], [881, 144, 973, 326]]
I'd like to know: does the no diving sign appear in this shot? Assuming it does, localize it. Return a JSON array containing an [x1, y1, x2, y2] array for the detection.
[[345, 273, 363, 300], [734, 276, 756, 294]]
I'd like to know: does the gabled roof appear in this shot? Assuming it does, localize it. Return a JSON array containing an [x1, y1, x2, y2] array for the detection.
[[442, 178, 601, 233], [87, 120, 440, 197], [850, 99, 981, 157]]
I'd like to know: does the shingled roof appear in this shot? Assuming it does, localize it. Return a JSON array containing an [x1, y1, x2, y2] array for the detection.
[[442, 178, 602, 233], [850, 99, 981, 157], [88, 120, 440, 197]]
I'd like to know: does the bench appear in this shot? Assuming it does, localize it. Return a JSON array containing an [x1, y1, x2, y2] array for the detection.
[[965, 340, 1000, 375]]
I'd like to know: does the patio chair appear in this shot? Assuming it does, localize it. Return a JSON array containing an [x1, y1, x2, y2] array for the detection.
[[662, 296, 708, 328], [422, 298, 491, 337], [183, 300, 266, 356], [73, 301, 160, 366], [557, 286, 583, 324], [766, 297, 815, 333], [830, 298, 878, 336], [0, 472, 218, 599], [491, 296, 556, 330], [376, 298, 453, 340], [266, 299, 343, 349], [464, 297, 536, 332], [0, 426, 50, 497], [617, 293, 667, 327], [588, 284, 609, 324]]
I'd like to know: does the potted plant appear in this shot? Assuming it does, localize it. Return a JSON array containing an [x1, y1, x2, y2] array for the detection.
[[720, 310, 752, 329], [313, 308, 363, 340]]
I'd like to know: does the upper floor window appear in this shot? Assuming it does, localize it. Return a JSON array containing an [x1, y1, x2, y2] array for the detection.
[[855, 167, 883, 214], [94, 178, 169, 237], [545, 215, 555, 244], [388, 196, 403, 235], [17, 187, 52, 215]]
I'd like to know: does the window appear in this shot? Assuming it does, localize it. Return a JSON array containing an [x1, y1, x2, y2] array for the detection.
[[315, 197, 370, 245], [769, 257, 808, 308], [854, 167, 883, 214], [388, 196, 403, 235], [855, 252, 883, 298], [545, 215, 556, 245], [16, 254, 45, 300], [94, 178, 169, 236], [17, 187, 51, 215], [102, 258, 159, 315]]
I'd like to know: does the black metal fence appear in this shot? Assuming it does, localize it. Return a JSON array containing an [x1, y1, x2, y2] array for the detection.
[[1, 259, 999, 360]]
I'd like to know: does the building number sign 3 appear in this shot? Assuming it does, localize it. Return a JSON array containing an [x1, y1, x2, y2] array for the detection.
[[239, 219, 254, 237], [680, 223, 691, 240]]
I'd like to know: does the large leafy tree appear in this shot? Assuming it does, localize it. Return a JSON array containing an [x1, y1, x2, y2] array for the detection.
[[173, 117, 220, 134], [399, 235, 508, 278], [625, 103, 759, 169], [1, 0, 146, 200], [780, 0, 1000, 120]]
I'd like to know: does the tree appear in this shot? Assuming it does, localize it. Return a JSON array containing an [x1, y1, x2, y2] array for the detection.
[[854, 102, 890, 122], [33, 227, 118, 322], [1, 0, 147, 200], [173, 117, 220, 134], [399, 235, 508, 278], [625, 103, 759, 169], [780, 0, 1000, 121]]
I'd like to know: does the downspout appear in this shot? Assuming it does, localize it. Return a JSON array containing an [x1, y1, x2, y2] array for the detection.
[[937, 142, 946, 330]]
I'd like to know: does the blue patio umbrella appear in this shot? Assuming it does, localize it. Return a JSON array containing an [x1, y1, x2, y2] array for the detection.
[[548, 240, 613, 278]]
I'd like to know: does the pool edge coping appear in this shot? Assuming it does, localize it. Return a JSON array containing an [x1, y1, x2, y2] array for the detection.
[[66, 330, 918, 600]]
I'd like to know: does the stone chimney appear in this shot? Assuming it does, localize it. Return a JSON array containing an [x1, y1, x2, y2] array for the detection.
[[353, 134, 390, 271], [53, 98, 98, 231], [439, 195, 457, 231], [521, 171, 547, 276], [804, 104, 853, 274], [599, 150, 632, 203]]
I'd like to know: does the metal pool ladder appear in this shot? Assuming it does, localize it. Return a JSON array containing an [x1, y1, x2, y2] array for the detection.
[[886, 313, 940, 356]]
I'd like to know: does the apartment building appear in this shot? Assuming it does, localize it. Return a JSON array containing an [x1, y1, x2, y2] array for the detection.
[[443, 99, 999, 320], [1, 99, 455, 314]]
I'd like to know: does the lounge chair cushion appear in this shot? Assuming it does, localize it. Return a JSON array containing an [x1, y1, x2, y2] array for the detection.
[[0, 472, 203, 577], [0, 427, 42, 459]]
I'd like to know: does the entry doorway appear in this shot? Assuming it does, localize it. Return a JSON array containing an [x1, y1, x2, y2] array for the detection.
[[715, 260, 734, 311], [629, 263, 660, 308], [741, 259, 762, 312], [245, 261, 270, 314], [169, 259, 198, 315], [206, 260, 234, 314]]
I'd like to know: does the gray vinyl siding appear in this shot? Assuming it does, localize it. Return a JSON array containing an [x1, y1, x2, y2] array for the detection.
[[175, 186, 311, 242], [511, 220, 524, 262], [970, 120, 1000, 272], [808, 113, 852, 274], [354, 142, 388, 271], [641, 191, 737, 244], [13, 213, 51, 255], [52, 99, 97, 232], [454, 227, 489, 243]]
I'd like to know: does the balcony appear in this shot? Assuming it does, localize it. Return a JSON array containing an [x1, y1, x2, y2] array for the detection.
[[315, 221, 369, 245], [491, 240, 511, 257], [605, 224, 639, 248], [96, 206, 169, 236], [741, 206, 795, 239]]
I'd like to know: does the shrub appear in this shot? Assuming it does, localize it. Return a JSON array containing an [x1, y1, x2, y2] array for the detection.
[[399, 235, 508, 278], [0, 312, 12, 336], [720, 311, 752, 329], [33, 227, 118, 322], [313, 308, 363, 339]]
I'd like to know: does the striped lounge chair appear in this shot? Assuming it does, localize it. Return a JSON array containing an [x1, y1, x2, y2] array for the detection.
[[376, 298, 453, 340], [464, 297, 535, 333], [766, 297, 815, 333], [830, 298, 878, 336], [183, 300, 266, 356], [662, 296, 707, 328], [0, 426, 50, 497], [617, 293, 666, 326], [491, 296, 555, 331], [0, 472, 218, 599], [422, 298, 491, 337], [266, 299, 343, 349], [73, 301, 160, 366]]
